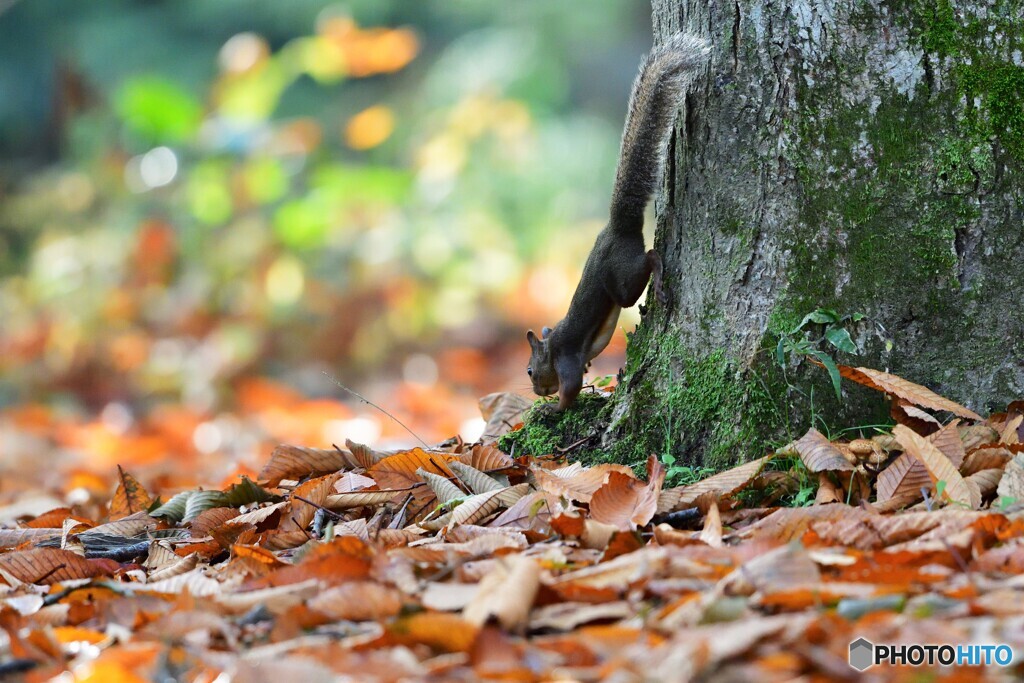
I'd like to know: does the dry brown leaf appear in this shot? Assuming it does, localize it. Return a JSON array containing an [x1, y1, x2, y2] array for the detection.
[[226, 501, 287, 527], [109, 466, 153, 521], [966, 469, 1004, 499], [961, 447, 1014, 476], [216, 579, 321, 614], [929, 419, 965, 468], [147, 552, 199, 583], [478, 392, 531, 443], [191, 506, 241, 537], [462, 554, 540, 631], [737, 505, 864, 542], [0, 548, 115, 585], [0, 528, 61, 548], [417, 468, 465, 504], [658, 455, 772, 514], [421, 582, 480, 612], [996, 454, 1024, 502], [448, 461, 504, 494], [1001, 415, 1024, 445], [138, 568, 232, 596], [793, 429, 855, 472], [723, 544, 820, 595], [894, 424, 980, 509], [310, 581, 404, 620], [488, 491, 551, 531], [466, 443, 515, 472], [891, 398, 942, 434], [814, 474, 842, 505], [344, 439, 392, 468], [529, 601, 633, 632], [334, 472, 376, 492], [449, 485, 528, 528], [837, 365, 983, 420], [324, 490, 400, 510], [875, 452, 932, 508], [589, 456, 665, 531], [280, 473, 341, 532], [88, 511, 159, 537], [533, 463, 635, 504], [260, 445, 351, 486], [698, 501, 723, 547], [960, 424, 1001, 451]]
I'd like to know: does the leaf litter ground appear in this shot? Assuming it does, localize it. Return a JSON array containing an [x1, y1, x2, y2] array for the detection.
[[2, 366, 1024, 681]]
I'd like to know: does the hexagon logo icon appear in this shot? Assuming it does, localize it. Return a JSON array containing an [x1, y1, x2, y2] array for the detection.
[[849, 638, 875, 671]]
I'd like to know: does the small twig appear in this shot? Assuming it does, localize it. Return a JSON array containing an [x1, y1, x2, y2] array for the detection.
[[33, 563, 67, 585], [556, 437, 590, 454], [942, 538, 973, 579], [323, 372, 430, 449], [294, 495, 345, 521], [387, 494, 414, 531]]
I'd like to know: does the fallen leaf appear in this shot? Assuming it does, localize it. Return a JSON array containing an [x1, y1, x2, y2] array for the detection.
[[109, 466, 153, 521], [837, 366, 983, 421], [463, 554, 541, 631], [793, 429, 855, 472], [658, 455, 772, 514], [533, 463, 634, 504], [893, 424, 980, 509]]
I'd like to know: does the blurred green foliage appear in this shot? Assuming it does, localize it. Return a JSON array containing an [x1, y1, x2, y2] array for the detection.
[[0, 0, 647, 418]]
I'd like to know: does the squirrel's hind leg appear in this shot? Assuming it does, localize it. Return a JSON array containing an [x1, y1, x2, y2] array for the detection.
[[608, 250, 666, 307]]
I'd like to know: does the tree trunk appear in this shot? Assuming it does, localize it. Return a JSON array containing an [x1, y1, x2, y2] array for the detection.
[[609, 0, 1024, 468]]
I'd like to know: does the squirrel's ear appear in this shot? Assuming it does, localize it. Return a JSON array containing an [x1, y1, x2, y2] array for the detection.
[[526, 330, 538, 347], [542, 326, 552, 339]]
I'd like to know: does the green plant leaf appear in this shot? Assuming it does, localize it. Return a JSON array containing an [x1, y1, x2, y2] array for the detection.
[[115, 76, 202, 145], [776, 335, 787, 367], [825, 327, 857, 354], [793, 308, 840, 332], [807, 350, 842, 400]]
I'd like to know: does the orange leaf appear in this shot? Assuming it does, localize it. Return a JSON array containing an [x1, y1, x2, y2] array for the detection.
[[109, 466, 153, 521], [367, 448, 455, 507], [280, 473, 340, 532], [590, 456, 664, 531], [0, 548, 117, 585], [390, 611, 478, 653], [837, 366, 983, 421], [259, 445, 350, 486], [533, 463, 634, 504], [52, 626, 107, 645]]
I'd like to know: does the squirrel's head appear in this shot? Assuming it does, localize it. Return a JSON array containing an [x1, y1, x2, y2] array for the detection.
[[526, 327, 558, 397]]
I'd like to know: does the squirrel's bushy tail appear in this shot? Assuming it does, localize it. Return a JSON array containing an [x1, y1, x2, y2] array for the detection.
[[610, 32, 710, 228]]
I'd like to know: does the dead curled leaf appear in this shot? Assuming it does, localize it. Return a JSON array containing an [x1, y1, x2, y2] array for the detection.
[[658, 455, 772, 514], [837, 365, 983, 421], [589, 455, 665, 532], [793, 428, 855, 473], [893, 424, 980, 509], [462, 554, 541, 631]]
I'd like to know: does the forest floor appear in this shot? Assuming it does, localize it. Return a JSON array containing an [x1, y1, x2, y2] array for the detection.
[[2, 365, 1023, 682]]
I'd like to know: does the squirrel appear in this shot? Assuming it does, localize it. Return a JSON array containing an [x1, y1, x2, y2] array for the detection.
[[526, 32, 711, 410]]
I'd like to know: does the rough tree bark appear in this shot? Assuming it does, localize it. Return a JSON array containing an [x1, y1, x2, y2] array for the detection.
[[608, 0, 1024, 468]]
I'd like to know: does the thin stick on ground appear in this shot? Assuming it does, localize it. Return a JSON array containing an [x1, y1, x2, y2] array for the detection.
[[323, 371, 431, 449]]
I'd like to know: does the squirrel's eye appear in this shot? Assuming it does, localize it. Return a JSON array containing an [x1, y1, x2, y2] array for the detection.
[[527, 367, 533, 377]]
